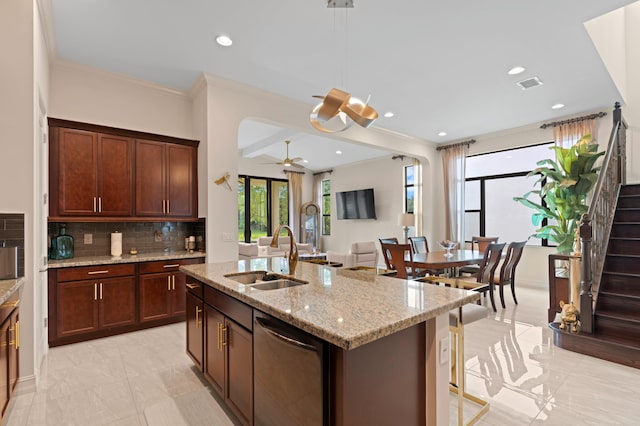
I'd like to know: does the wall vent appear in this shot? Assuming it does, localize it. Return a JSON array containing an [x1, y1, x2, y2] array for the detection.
[[517, 76, 543, 90]]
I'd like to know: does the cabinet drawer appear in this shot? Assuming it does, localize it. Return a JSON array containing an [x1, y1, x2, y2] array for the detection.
[[56, 264, 135, 282], [185, 278, 204, 300], [204, 286, 252, 331], [139, 258, 202, 274]]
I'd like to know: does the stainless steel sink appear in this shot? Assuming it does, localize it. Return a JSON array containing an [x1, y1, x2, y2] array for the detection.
[[224, 271, 308, 290]]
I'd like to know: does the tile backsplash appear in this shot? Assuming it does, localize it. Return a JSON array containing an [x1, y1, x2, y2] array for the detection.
[[0, 213, 25, 277], [48, 218, 206, 258]]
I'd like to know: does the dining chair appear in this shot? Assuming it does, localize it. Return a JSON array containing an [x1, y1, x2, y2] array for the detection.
[[493, 241, 526, 308], [419, 242, 506, 311], [378, 237, 398, 269], [408, 236, 429, 254], [459, 236, 499, 276], [380, 242, 420, 279]]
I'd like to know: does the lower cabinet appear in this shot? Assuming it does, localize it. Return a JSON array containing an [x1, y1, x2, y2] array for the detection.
[[187, 281, 253, 426], [48, 257, 204, 346], [0, 291, 19, 421]]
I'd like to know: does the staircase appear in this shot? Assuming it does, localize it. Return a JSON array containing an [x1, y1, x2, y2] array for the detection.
[[552, 184, 640, 368]]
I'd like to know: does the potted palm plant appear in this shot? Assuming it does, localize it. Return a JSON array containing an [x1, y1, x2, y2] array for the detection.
[[513, 134, 604, 254]]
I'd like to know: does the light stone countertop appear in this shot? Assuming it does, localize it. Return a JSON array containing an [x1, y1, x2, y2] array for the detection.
[[0, 277, 25, 305], [48, 251, 206, 269], [181, 258, 480, 350]]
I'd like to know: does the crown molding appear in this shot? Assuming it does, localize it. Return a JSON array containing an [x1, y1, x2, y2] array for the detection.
[[36, 0, 57, 62]]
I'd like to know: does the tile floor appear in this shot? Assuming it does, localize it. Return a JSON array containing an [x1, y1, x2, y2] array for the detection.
[[4, 282, 640, 425]]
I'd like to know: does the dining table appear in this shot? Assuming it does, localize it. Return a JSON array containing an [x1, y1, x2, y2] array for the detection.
[[408, 249, 485, 277]]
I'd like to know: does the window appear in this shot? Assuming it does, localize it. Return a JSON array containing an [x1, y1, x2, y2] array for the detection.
[[238, 175, 289, 242], [322, 179, 331, 235], [465, 143, 554, 245], [404, 165, 415, 213]]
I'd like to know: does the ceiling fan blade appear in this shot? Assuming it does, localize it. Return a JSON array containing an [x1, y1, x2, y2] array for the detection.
[[290, 157, 303, 162], [289, 162, 305, 169]]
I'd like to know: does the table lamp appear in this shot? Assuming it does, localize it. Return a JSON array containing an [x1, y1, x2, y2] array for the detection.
[[398, 213, 415, 243]]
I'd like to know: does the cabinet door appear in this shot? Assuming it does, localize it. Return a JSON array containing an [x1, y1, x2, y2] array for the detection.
[[9, 310, 18, 396], [99, 276, 136, 328], [57, 280, 99, 337], [166, 144, 195, 218], [204, 305, 225, 396], [139, 273, 172, 322], [98, 134, 133, 216], [135, 140, 166, 216], [225, 319, 253, 426], [56, 128, 98, 216], [0, 319, 8, 417], [171, 271, 187, 316], [186, 292, 204, 370]]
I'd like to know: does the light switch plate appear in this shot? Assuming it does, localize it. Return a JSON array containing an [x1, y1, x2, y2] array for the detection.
[[84, 234, 93, 245], [222, 232, 234, 242], [439, 337, 449, 365]]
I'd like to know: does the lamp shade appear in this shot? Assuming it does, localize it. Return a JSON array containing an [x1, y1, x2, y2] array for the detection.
[[398, 213, 415, 227]]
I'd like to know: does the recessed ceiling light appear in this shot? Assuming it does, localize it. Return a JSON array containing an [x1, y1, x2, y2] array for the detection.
[[336, 150, 342, 155], [508, 66, 525, 75], [383, 111, 394, 118], [215, 35, 233, 47], [551, 103, 565, 109], [303, 159, 309, 163], [438, 131, 447, 137]]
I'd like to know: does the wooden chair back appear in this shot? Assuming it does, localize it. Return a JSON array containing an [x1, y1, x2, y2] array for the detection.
[[476, 242, 506, 284], [408, 236, 429, 254], [378, 237, 398, 269], [380, 243, 415, 279], [471, 236, 499, 253], [499, 241, 526, 284]]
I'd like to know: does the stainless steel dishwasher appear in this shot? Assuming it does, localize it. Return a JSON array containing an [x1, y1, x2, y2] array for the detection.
[[253, 311, 328, 426]]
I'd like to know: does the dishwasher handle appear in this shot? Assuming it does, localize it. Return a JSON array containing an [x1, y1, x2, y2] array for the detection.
[[255, 317, 318, 352]]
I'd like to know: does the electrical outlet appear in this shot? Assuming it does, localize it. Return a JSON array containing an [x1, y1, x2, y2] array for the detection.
[[84, 234, 93, 245], [222, 232, 233, 242], [44, 317, 48, 328], [439, 337, 449, 365]]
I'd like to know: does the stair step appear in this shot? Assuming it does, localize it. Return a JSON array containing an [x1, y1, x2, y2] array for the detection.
[[620, 184, 640, 196], [595, 313, 640, 341], [617, 195, 640, 209], [597, 293, 640, 316], [600, 271, 640, 293], [614, 208, 640, 222], [610, 223, 640, 238], [607, 237, 640, 255], [604, 254, 640, 274]]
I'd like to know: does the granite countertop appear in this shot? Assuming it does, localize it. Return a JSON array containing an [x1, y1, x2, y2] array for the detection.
[[48, 251, 206, 269], [0, 277, 25, 305], [181, 258, 480, 350]]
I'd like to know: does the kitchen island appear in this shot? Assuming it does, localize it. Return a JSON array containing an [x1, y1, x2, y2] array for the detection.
[[181, 257, 480, 426]]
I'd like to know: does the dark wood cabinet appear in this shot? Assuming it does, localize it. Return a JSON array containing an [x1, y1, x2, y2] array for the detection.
[[56, 279, 100, 337], [0, 291, 19, 421], [186, 290, 204, 370], [49, 127, 133, 218], [135, 140, 197, 218], [48, 118, 199, 222], [188, 280, 253, 426], [139, 259, 200, 322]]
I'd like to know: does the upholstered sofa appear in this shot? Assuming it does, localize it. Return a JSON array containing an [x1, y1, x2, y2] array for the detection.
[[239, 237, 313, 260], [327, 241, 379, 268]]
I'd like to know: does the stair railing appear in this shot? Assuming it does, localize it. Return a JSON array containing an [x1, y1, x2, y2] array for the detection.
[[579, 102, 627, 333]]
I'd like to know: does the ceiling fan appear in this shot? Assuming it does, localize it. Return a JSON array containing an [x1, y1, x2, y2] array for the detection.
[[268, 140, 305, 168]]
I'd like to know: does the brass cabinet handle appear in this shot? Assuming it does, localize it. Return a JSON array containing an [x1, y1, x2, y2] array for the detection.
[[195, 306, 202, 328], [16, 320, 19, 349], [88, 270, 109, 275], [1, 300, 19, 308], [166, 199, 170, 214], [222, 325, 228, 348], [217, 322, 223, 351], [172, 275, 175, 290], [185, 282, 199, 290], [94, 283, 97, 300], [167, 276, 171, 291], [100, 283, 103, 300], [163, 264, 180, 269], [98, 197, 102, 213], [93, 196, 97, 212]]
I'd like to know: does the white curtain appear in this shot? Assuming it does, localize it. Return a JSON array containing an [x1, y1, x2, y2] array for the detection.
[[412, 158, 423, 237], [554, 119, 595, 148], [441, 144, 467, 247], [287, 171, 303, 239]]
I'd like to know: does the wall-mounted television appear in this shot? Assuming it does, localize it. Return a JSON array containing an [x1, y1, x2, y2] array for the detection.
[[336, 188, 376, 220]]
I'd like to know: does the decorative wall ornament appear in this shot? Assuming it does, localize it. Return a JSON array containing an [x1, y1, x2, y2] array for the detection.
[[214, 172, 232, 191]]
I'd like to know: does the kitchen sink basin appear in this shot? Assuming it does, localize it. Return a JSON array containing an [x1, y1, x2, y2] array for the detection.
[[224, 271, 308, 290]]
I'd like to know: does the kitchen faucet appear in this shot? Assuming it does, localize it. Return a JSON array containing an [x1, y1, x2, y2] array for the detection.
[[270, 225, 298, 275]]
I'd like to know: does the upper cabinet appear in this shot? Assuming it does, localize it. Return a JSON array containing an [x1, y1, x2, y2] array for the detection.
[[50, 127, 133, 217], [135, 140, 196, 218], [49, 118, 199, 221]]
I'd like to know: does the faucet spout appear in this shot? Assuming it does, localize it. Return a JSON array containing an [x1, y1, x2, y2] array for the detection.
[[270, 225, 298, 275]]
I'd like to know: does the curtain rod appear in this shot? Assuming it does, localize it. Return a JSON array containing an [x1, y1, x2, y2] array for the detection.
[[282, 169, 305, 175], [540, 111, 607, 129], [312, 169, 333, 176], [436, 139, 476, 151]]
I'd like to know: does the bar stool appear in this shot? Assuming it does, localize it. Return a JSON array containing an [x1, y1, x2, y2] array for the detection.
[[450, 303, 490, 426]]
